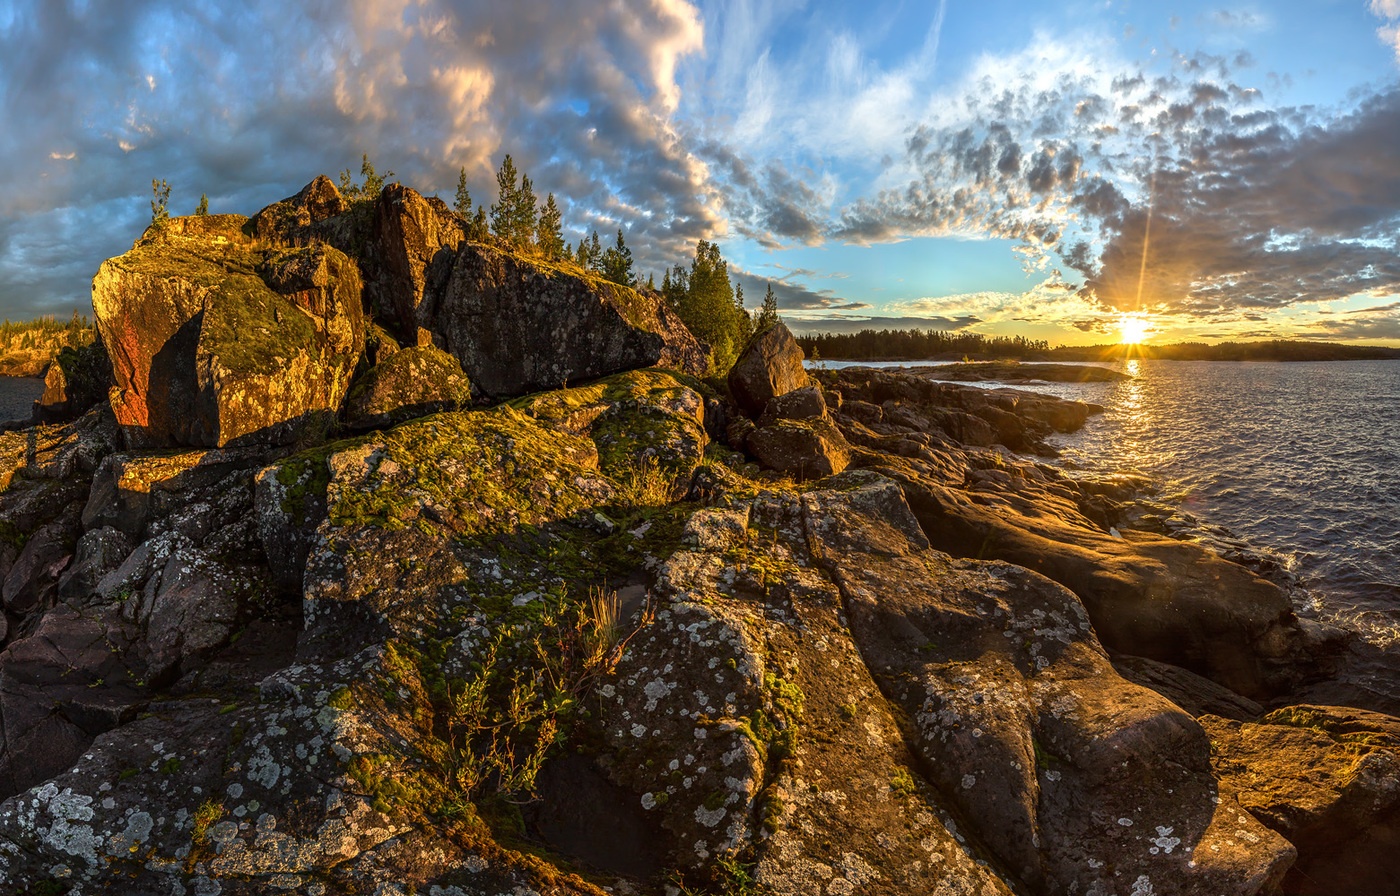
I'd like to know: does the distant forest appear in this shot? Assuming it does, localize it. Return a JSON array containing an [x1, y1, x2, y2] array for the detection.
[[795, 328, 1400, 362], [796, 329, 1050, 360]]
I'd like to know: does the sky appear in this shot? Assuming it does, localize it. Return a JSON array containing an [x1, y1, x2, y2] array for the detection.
[[2, 0, 1400, 345]]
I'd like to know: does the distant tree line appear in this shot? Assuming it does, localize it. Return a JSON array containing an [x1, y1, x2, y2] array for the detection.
[[793, 328, 1400, 363], [1046, 340, 1400, 362], [796, 329, 1051, 360]]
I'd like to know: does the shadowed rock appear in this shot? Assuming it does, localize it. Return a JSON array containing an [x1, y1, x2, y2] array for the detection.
[[728, 321, 810, 417], [430, 241, 705, 398], [342, 344, 472, 431]]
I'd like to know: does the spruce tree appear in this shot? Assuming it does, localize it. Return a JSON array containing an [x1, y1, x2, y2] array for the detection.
[[536, 193, 564, 260], [755, 282, 781, 331], [600, 229, 635, 286], [672, 240, 749, 372], [454, 167, 472, 217], [195, 194, 209, 216], [516, 175, 538, 249], [586, 231, 603, 272], [490, 155, 520, 243]]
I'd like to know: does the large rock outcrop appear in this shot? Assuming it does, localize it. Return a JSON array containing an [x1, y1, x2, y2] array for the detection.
[[246, 179, 707, 397], [92, 215, 365, 448], [727, 321, 810, 417], [368, 183, 464, 335], [430, 240, 706, 398]]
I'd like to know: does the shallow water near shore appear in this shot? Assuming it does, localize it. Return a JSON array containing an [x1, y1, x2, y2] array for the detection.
[[818, 357, 1400, 705], [1037, 360, 1398, 633]]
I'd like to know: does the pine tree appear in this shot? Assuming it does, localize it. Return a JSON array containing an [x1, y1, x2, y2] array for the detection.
[[672, 240, 749, 373], [600, 229, 635, 286], [755, 282, 781, 332], [195, 194, 209, 216], [454, 167, 472, 217], [150, 179, 171, 226], [516, 175, 538, 249], [471, 205, 488, 240], [490, 155, 521, 243], [536, 193, 564, 260]]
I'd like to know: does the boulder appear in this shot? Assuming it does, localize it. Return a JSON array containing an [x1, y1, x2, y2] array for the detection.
[[728, 321, 810, 417], [342, 344, 472, 431], [746, 416, 850, 480], [369, 184, 464, 336], [92, 215, 365, 448], [1204, 705, 1400, 894], [244, 174, 349, 244], [429, 241, 706, 398], [33, 340, 112, 424], [757, 383, 826, 426]]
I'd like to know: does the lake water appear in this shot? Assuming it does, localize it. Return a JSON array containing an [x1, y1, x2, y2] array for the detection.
[[0, 377, 44, 424], [819, 358, 1400, 706], [823, 359, 1400, 647]]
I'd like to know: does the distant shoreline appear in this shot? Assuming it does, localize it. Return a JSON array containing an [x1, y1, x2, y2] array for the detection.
[[805, 353, 1400, 364]]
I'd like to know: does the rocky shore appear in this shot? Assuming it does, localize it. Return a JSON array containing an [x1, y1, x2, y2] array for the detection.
[[0, 177, 1392, 896]]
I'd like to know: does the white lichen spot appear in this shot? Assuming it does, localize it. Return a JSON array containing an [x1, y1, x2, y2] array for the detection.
[[1117, 817, 1134, 827], [695, 806, 726, 828], [960, 775, 976, 789], [1152, 826, 1181, 855]]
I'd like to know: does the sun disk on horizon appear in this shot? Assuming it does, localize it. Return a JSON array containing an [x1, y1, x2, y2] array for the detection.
[[1117, 313, 1151, 344]]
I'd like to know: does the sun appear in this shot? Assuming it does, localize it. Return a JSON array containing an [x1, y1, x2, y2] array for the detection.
[[1117, 313, 1151, 344]]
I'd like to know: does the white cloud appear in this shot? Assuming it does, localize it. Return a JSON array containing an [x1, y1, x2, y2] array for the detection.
[[0, 0, 717, 314]]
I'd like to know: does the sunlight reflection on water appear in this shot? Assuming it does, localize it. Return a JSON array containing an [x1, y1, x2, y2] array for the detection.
[[1041, 359, 1400, 649]]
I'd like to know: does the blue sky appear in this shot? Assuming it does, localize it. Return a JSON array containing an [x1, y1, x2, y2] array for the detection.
[[2, 0, 1399, 344]]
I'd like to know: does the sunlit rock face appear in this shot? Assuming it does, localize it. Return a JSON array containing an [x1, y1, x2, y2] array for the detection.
[[341, 343, 472, 431], [727, 321, 810, 418], [1202, 705, 1400, 895], [92, 215, 364, 449], [729, 322, 852, 480]]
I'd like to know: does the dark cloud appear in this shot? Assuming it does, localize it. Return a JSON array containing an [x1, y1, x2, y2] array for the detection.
[[729, 268, 860, 313], [783, 315, 982, 335]]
